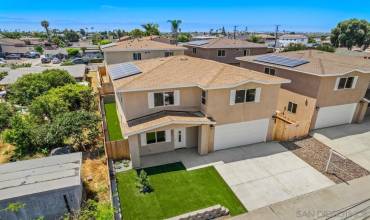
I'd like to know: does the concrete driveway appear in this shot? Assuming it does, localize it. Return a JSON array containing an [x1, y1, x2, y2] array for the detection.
[[141, 142, 334, 211], [214, 143, 334, 210], [312, 117, 370, 171]]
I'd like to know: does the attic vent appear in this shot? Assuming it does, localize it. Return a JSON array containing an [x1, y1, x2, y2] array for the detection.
[[108, 63, 142, 80]]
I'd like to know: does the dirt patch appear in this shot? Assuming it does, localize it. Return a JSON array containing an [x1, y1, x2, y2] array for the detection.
[[281, 137, 370, 184], [81, 155, 110, 202], [0, 140, 14, 164]]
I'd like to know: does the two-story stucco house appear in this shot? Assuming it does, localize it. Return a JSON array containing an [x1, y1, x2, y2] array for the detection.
[[107, 56, 290, 167], [101, 37, 187, 65], [237, 50, 370, 130], [278, 34, 309, 47], [183, 38, 270, 66]]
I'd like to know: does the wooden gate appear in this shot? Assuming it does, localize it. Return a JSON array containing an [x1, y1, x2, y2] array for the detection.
[[105, 139, 130, 160], [273, 114, 311, 141]]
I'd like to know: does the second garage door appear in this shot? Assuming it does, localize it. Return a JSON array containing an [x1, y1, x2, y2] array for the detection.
[[314, 103, 357, 129], [214, 118, 270, 150]]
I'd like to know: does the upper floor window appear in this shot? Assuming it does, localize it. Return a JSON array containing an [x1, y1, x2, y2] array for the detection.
[[336, 76, 356, 90], [201, 90, 206, 105], [192, 48, 197, 54], [217, 50, 226, 57], [235, 89, 256, 103], [264, 67, 275, 76], [287, 101, 297, 113], [133, 52, 141, 60], [165, 51, 174, 57], [154, 92, 174, 107]]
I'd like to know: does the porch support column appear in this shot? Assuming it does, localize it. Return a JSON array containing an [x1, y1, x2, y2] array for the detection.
[[128, 135, 141, 168], [198, 125, 210, 155]]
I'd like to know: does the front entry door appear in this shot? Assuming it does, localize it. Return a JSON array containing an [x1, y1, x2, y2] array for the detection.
[[174, 128, 186, 148]]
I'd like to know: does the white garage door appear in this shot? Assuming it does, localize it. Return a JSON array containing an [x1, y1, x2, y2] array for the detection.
[[214, 118, 269, 150], [314, 103, 357, 129]]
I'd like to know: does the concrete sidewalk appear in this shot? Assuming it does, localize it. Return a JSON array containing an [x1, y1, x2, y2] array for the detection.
[[232, 175, 370, 220]]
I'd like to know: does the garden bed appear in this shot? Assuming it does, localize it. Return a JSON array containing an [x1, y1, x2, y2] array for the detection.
[[116, 162, 246, 220], [281, 137, 369, 183]]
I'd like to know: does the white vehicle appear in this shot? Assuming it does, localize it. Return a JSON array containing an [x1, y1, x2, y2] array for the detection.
[[52, 57, 61, 64], [0, 58, 6, 64]]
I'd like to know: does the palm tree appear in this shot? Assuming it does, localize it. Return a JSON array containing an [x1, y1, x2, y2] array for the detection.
[[41, 20, 50, 40], [141, 23, 160, 36], [167, 19, 182, 41]]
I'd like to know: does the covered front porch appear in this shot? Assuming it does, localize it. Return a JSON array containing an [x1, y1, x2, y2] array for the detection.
[[123, 110, 216, 168]]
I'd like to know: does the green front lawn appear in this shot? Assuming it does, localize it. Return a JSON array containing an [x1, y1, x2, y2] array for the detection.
[[104, 102, 123, 141], [116, 163, 246, 220]]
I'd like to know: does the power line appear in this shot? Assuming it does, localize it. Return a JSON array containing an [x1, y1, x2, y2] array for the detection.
[[233, 25, 238, 39]]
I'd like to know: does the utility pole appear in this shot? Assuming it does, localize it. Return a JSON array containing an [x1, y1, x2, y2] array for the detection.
[[233, 25, 238, 39], [274, 25, 280, 51], [245, 26, 248, 36]]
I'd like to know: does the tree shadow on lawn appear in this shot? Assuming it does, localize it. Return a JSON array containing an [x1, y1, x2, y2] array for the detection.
[[136, 162, 186, 176]]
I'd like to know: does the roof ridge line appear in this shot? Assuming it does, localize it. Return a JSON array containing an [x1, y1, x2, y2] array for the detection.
[[204, 65, 227, 88]]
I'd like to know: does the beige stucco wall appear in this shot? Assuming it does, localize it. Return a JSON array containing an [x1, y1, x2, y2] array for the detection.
[[104, 50, 185, 65], [240, 61, 370, 108], [205, 82, 281, 125], [185, 46, 269, 65], [119, 87, 202, 121]]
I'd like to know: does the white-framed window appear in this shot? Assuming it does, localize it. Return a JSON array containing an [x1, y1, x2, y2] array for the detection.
[[217, 50, 226, 57], [335, 76, 357, 90], [133, 52, 141, 60], [287, 101, 297, 113], [146, 130, 166, 144], [235, 89, 256, 103], [154, 92, 174, 107], [243, 49, 251, 56], [164, 51, 174, 57], [192, 48, 197, 54], [201, 90, 206, 105], [264, 67, 275, 75]]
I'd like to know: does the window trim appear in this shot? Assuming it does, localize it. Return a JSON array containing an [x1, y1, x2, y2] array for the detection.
[[234, 89, 256, 104], [217, 49, 226, 57], [287, 101, 297, 113], [133, 52, 142, 60], [154, 91, 174, 107], [336, 76, 356, 90], [146, 130, 166, 145], [192, 48, 197, 54], [264, 67, 275, 75]]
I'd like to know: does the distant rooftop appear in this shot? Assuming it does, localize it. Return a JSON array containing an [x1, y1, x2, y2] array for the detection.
[[0, 64, 86, 85], [101, 36, 186, 52], [279, 34, 308, 40], [237, 50, 370, 76], [0, 152, 82, 201], [183, 38, 267, 49]]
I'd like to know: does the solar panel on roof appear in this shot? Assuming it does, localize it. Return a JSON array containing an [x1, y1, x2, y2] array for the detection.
[[186, 40, 209, 46], [253, 54, 309, 67], [109, 63, 142, 80]]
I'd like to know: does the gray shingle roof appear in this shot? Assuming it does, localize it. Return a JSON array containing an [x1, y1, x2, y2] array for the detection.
[[0, 152, 82, 201], [0, 65, 86, 85]]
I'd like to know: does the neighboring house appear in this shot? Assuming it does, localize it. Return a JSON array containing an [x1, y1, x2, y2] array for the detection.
[[237, 50, 370, 129], [101, 37, 187, 65], [0, 65, 87, 87], [107, 55, 290, 167], [183, 38, 270, 65], [278, 34, 308, 47], [0, 153, 83, 220], [255, 34, 277, 47], [0, 38, 32, 57], [191, 35, 219, 41]]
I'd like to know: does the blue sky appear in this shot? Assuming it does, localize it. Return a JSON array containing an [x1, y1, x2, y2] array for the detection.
[[0, 0, 369, 32]]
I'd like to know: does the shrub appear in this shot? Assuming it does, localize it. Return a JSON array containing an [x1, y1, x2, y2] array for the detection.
[[61, 60, 74, 66], [283, 43, 307, 52], [136, 170, 152, 193], [66, 48, 80, 57], [0, 71, 8, 80], [34, 45, 44, 54], [99, 39, 112, 45], [316, 44, 336, 53]]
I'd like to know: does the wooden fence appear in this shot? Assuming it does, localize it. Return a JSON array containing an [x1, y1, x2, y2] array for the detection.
[[273, 114, 311, 141], [105, 139, 130, 160]]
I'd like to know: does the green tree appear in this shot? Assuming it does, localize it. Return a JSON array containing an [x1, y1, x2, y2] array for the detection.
[[167, 19, 182, 40], [66, 48, 80, 57], [41, 20, 50, 41], [136, 170, 152, 193], [308, 36, 317, 44], [129, 29, 145, 38], [248, 35, 262, 43], [52, 36, 66, 47], [30, 84, 95, 121], [283, 43, 307, 52], [330, 19, 370, 50], [91, 33, 102, 45], [50, 111, 100, 151], [99, 39, 112, 45], [34, 45, 44, 54], [177, 33, 190, 42], [316, 44, 336, 53], [80, 28, 86, 36], [7, 69, 76, 106], [221, 26, 227, 36], [77, 200, 114, 220], [64, 29, 80, 42], [0, 71, 8, 81], [0, 103, 14, 131], [141, 23, 160, 36]]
